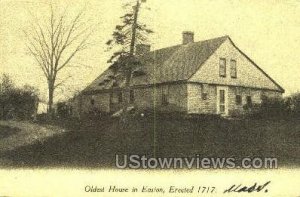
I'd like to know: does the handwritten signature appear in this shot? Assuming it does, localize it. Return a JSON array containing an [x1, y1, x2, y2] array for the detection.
[[224, 181, 271, 193]]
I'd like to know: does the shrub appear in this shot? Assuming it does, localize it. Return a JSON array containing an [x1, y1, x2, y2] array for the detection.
[[56, 102, 70, 119], [289, 92, 300, 115], [0, 74, 39, 120], [246, 95, 287, 119], [260, 95, 286, 115]]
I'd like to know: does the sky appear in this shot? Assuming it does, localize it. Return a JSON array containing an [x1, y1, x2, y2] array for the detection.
[[0, 0, 300, 102]]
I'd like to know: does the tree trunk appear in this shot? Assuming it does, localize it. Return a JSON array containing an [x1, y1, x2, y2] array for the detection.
[[121, 0, 140, 124], [78, 94, 83, 119], [48, 81, 55, 119], [1, 104, 4, 120], [121, 70, 132, 125], [129, 0, 140, 55]]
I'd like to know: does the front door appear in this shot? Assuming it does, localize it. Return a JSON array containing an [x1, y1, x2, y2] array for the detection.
[[216, 86, 229, 115]]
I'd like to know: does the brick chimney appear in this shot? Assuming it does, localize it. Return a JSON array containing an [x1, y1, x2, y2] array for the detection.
[[182, 31, 194, 45], [135, 44, 151, 56]]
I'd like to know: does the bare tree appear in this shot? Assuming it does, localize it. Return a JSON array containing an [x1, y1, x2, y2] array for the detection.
[[24, 5, 92, 116]]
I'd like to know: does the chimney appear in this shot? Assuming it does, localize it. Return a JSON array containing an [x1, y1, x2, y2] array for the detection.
[[182, 31, 194, 45], [135, 44, 151, 56]]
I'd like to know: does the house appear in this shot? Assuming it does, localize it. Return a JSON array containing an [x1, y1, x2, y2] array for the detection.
[[73, 32, 284, 117], [37, 102, 48, 115]]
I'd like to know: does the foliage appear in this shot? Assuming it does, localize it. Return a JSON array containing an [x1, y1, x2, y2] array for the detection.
[[245, 95, 299, 119], [0, 74, 39, 120], [259, 95, 286, 116], [106, 0, 153, 87], [105, 0, 153, 122], [56, 102, 70, 119], [106, 0, 153, 64], [289, 92, 300, 115]]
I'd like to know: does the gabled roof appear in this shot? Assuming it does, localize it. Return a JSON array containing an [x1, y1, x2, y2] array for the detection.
[[227, 37, 285, 93], [83, 35, 284, 93], [84, 35, 228, 92]]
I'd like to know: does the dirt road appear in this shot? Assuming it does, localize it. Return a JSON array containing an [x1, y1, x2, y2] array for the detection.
[[0, 121, 67, 152]]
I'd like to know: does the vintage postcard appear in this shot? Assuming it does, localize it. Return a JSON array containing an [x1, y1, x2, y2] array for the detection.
[[0, 0, 299, 196]]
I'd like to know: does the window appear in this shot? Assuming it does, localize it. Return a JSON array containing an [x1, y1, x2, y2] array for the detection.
[[230, 59, 237, 78], [246, 96, 252, 107], [219, 90, 225, 113], [162, 86, 169, 105], [202, 93, 208, 100], [129, 89, 134, 103], [90, 99, 95, 105], [201, 84, 209, 100], [236, 95, 242, 105], [118, 92, 123, 103], [162, 94, 168, 105], [219, 58, 226, 77]]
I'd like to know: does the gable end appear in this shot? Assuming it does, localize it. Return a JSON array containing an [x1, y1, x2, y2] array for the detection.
[[228, 38, 285, 93]]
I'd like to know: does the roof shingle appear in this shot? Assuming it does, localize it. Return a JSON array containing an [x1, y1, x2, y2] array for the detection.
[[84, 35, 228, 92]]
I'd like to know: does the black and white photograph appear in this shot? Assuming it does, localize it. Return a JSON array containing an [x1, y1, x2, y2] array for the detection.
[[0, 0, 299, 196]]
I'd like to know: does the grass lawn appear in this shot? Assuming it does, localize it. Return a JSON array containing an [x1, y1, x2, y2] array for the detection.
[[0, 116, 299, 168], [0, 125, 20, 139]]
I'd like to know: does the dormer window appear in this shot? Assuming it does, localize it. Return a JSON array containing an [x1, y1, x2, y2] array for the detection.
[[219, 58, 226, 77], [230, 59, 237, 78]]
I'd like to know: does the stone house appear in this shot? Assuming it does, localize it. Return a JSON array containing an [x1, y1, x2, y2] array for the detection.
[[72, 32, 284, 117]]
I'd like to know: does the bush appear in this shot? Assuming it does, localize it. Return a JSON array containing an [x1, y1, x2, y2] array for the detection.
[[260, 95, 286, 116], [36, 113, 48, 122], [56, 102, 71, 119], [0, 74, 39, 120], [289, 93, 300, 115], [246, 95, 290, 119], [243, 103, 261, 116]]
